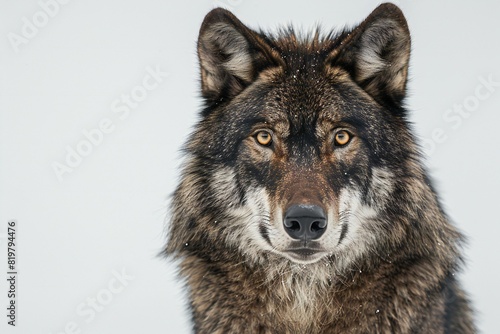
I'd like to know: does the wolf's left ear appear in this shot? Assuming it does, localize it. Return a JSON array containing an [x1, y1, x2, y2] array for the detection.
[[197, 8, 282, 103], [328, 3, 411, 107]]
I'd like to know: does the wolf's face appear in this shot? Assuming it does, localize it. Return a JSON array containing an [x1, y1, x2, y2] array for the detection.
[[217, 76, 404, 265], [172, 5, 415, 269]]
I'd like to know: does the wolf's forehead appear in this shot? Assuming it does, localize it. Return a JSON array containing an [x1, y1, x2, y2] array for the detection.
[[256, 81, 351, 132]]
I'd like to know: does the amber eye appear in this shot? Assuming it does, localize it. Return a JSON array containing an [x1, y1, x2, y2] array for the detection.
[[255, 131, 273, 146], [334, 130, 351, 146]]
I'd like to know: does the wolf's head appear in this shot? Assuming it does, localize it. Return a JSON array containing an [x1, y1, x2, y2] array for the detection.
[[168, 4, 452, 277]]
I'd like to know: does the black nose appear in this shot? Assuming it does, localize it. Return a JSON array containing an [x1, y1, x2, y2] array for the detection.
[[283, 205, 327, 240]]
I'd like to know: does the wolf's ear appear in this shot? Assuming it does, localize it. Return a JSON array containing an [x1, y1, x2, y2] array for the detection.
[[328, 3, 411, 107], [198, 8, 282, 103]]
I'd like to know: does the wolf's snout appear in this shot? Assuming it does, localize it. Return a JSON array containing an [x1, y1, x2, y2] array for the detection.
[[283, 205, 327, 240]]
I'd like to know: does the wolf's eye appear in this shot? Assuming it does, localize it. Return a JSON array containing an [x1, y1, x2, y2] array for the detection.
[[334, 130, 351, 146], [255, 131, 273, 146]]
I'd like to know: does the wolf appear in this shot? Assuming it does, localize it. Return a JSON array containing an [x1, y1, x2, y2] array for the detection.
[[165, 3, 475, 333]]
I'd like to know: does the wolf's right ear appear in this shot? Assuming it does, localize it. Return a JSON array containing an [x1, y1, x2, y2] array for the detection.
[[198, 8, 282, 103]]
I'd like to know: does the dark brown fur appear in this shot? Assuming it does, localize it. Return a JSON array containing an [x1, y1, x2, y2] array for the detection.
[[165, 4, 475, 333]]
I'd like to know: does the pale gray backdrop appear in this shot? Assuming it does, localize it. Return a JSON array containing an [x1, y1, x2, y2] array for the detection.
[[1, 0, 499, 333]]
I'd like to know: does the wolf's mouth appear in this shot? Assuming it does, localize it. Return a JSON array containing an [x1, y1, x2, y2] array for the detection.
[[287, 248, 323, 256], [284, 248, 328, 264]]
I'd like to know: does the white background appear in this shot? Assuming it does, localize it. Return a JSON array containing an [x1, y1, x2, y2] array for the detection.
[[1, 1, 499, 333]]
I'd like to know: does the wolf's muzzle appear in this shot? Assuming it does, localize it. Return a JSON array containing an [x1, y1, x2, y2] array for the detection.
[[283, 204, 327, 240]]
